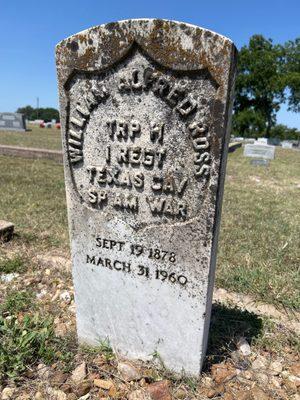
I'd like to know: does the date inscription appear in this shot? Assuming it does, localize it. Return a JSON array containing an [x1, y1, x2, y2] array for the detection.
[[88, 236, 187, 287]]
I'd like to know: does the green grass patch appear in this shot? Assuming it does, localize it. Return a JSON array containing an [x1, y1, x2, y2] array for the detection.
[[0, 313, 76, 382], [0, 124, 62, 150], [80, 338, 115, 362], [0, 290, 34, 315], [0, 256, 26, 274]]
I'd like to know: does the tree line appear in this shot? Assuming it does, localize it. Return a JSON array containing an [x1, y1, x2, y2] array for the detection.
[[16, 35, 299, 139], [16, 106, 59, 123]]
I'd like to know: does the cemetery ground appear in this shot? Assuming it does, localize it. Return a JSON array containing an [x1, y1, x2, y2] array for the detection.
[[0, 125, 62, 151], [0, 147, 299, 399]]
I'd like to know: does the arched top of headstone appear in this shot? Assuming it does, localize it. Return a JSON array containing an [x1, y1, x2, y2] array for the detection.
[[56, 19, 236, 95]]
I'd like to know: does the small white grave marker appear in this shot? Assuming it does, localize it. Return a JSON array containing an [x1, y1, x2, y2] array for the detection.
[[244, 143, 275, 160]]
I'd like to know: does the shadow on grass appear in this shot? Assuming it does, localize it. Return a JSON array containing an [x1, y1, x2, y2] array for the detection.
[[203, 302, 263, 371]]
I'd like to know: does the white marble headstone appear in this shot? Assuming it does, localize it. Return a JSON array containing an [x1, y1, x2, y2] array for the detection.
[[244, 143, 275, 160], [281, 141, 293, 149], [56, 19, 237, 375], [257, 137, 268, 144]]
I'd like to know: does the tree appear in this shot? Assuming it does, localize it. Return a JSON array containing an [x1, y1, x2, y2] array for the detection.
[[16, 106, 60, 122], [16, 105, 35, 120], [270, 124, 300, 140], [232, 109, 265, 137], [233, 35, 300, 137], [30, 108, 60, 122], [233, 35, 284, 137], [282, 38, 300, 112]]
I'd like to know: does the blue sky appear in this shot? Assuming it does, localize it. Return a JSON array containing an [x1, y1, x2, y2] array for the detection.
[[0, 0, 299, 128]]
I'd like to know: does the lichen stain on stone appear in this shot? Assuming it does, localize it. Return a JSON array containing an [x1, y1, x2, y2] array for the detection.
[[56, 19, 236, 111], [66, 40, 79, 52], [76, 47, 97, 69]]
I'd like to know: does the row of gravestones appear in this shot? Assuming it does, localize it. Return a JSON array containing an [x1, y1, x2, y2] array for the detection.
[[234, 136, 296, 149], [0, 114, 60, 132]]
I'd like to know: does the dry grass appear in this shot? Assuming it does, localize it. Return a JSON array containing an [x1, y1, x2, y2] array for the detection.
[[217, 147, 300, 310], [0, 156, 68, 251], [0, 124, 62, 150]]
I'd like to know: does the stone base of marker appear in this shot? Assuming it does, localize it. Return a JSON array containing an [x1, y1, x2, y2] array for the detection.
[[0, 220, 14, 242], [250, 159, 269, 167]]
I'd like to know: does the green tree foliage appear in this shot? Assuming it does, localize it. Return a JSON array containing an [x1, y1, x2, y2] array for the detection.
[[16, 106, 35, 120], [283, 38, 300, 112], [233, 35, 300, 138], [16, 106, 60, 122], [270, 124, 300, 141]]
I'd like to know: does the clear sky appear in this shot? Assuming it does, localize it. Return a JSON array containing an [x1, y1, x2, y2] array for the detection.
[[1, 0, 299, 128]]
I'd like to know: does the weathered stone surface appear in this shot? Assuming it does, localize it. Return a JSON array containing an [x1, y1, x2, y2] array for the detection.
[[56, 19, 237, 375], [71, 362, 87, 383], [0, 220, 14, 242], [117, 361, 141, 381], [147, 380, 172, 400], [1, 387, 16, 400]]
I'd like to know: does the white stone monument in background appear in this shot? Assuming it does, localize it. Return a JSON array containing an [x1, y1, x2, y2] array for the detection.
[[281, 141, 293, 149], [257, 137, 268, 144], [0, 112, 26, 132], [244, 143, 275, 160], [56, 19, 237, 375]]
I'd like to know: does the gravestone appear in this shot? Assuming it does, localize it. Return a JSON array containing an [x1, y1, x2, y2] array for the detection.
[[244, 138, 255, 144], [281, 141, 293, 149], [0, 112, 26, 132], [257, 137, 268, 144], [244, 143, 275, 160], [0, 220, 14, 242], [56, 19, 237, 375]]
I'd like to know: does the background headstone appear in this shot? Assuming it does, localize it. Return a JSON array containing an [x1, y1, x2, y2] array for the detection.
[[56, 19, 237, 375], [244, 143, 275, 160], [281, 141, 293, 149], [257, 137, 268, 144], [0, 112, 26, 132]]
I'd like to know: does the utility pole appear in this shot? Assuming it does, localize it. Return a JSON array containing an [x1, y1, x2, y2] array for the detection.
[[36, 97, 39, 119]]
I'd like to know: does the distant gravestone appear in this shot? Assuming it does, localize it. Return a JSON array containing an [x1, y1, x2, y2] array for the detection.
[[257, 137, 268, 144], [0, 112, 26, 132], [56, 19, 237, 375], [281, 141, 293, 149], [244, 143, 275, 160], [244, 138, 255, 144]]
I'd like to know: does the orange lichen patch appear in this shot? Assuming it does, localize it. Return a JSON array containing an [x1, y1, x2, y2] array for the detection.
[[56, 19, 236, 99]]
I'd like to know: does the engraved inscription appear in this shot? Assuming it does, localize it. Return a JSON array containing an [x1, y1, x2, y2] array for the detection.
[[66, 47, 218, 227], [86, 236, 187, 287]]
